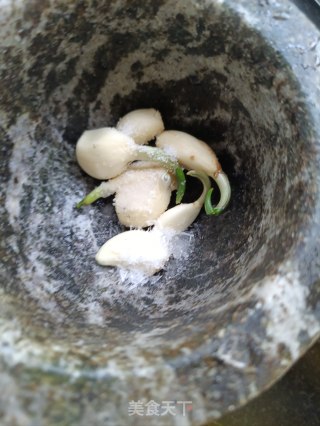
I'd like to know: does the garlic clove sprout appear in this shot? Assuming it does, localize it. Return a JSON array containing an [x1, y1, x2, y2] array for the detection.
[[128, 160, 168, 171], [95, 229, 169, 275], [76, 179, 119, 208], [155, 171, 210, 233], [117, 109, 164, 145], [156, 130, 231, 213], [76, 127, 137, 180], [205, 172, 231, 215]]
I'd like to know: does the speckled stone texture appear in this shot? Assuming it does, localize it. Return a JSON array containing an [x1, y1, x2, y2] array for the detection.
[[0, 0, 320, 425]]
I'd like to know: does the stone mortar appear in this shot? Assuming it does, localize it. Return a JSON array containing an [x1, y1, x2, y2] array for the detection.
[[0, 0, 320, 425]]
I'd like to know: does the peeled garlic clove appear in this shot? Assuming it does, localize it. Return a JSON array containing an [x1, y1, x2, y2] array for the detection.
[[155, 203, 200, 234], [114, 168, 174, 228], [95, 229, 169, 275], [96, 172, 210, 275], [117, 109, 164, 145], [76, 127, 136, 180], [76, 165, 176, 217], [127, 161, 177, 191], [156, 130, 221, 177], [76, 126, 180, 181], [156, 130, 231, 212], [155, 171, 210, 233]]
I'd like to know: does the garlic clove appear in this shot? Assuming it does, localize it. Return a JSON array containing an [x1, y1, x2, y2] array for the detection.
[[76, 127, 137, 180], [155, 203, 201, 234], [127, 161, 178, 190], [117, 109, 164, 145], [76, 166, 176, 219], [156, 130, 221, 177], [114, 168, 174, 228], [95, 171, 210, 275], [95, 229, 169, 275], [155, 171, 210, 233], [128, 161, 177, 189], [156, 130, 231, 212]]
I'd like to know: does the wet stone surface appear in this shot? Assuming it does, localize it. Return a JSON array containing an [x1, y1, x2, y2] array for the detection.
[[0, 0, 320, 425]]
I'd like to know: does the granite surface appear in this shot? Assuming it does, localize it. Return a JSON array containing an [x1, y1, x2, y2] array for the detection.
[[0, 0, 320, 425]]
